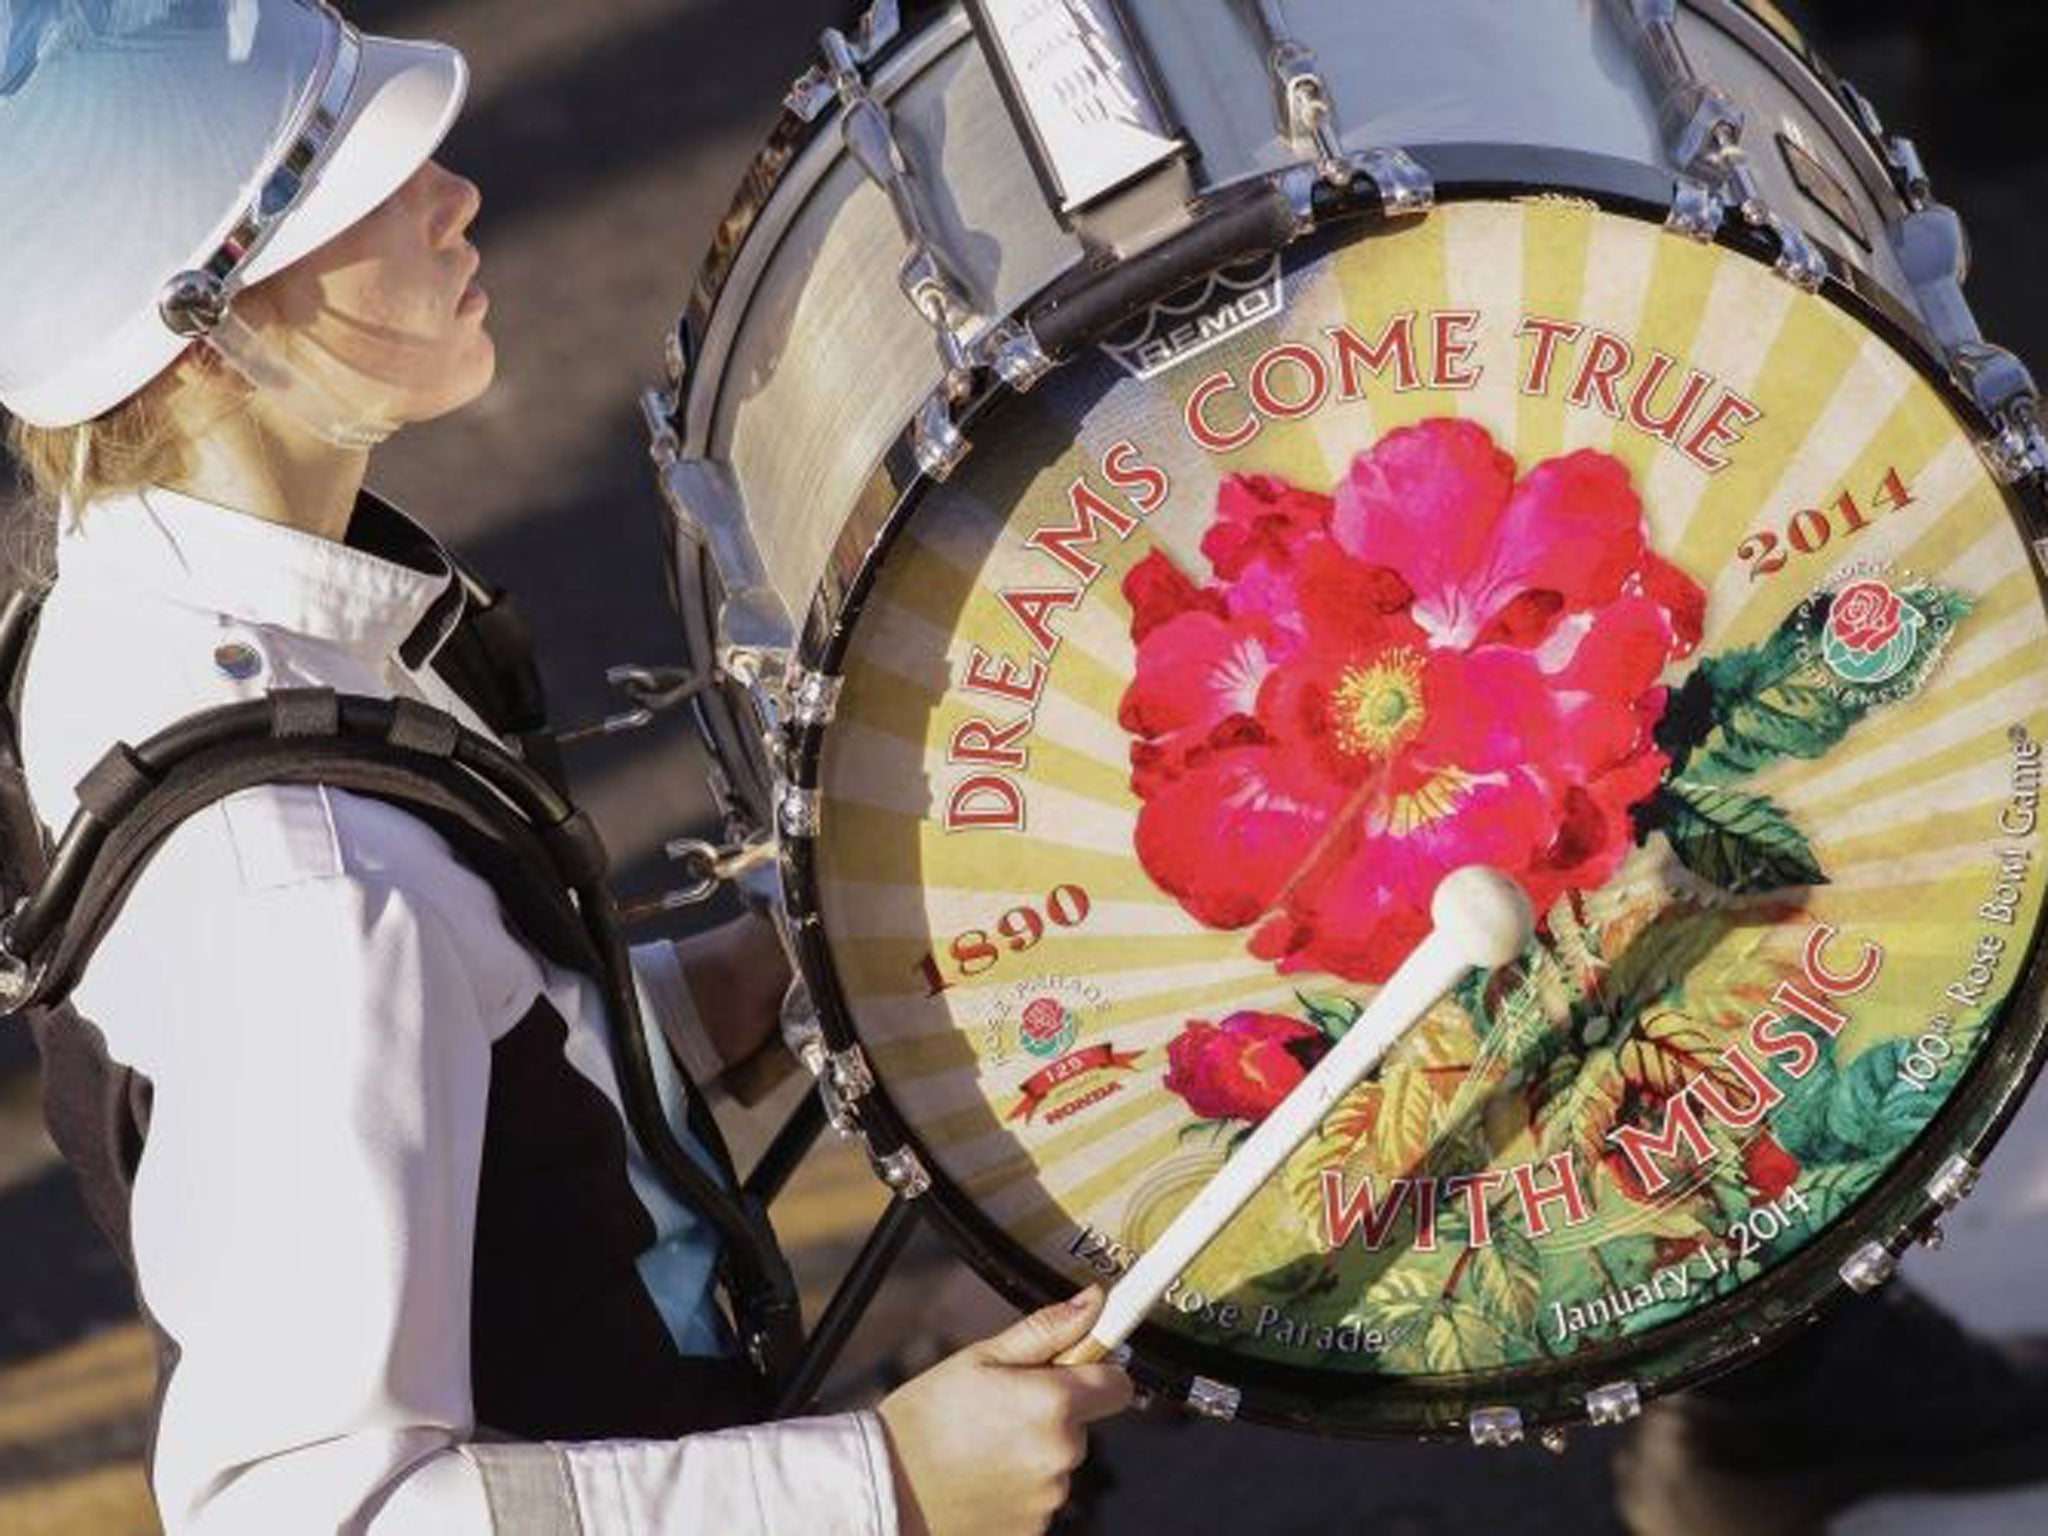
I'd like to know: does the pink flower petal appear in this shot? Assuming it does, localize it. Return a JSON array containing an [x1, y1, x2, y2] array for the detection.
[[1331, 419, 1518, 617]]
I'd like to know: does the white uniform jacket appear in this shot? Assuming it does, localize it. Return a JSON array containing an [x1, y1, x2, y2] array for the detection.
[[16, 485, 897, 1536]]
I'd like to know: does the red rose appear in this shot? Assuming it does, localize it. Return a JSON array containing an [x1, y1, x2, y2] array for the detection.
[[1020, 998, 1067, 1049], [1120, 419, 1703, 982], [1163, 1010, 1329, 1123], [1828, 580, 1905, 656], [1742, 1130, 1801, 1203]]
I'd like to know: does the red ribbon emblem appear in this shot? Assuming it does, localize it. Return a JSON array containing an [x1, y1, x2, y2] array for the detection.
[[1009, 1043, 1144, 1123]]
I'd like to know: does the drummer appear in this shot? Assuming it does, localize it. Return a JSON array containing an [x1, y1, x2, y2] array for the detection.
[[0, 4, 1128, 1533]]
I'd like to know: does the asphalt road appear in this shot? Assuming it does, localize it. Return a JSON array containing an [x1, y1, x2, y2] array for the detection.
[[4, 2, 2048, 1532]]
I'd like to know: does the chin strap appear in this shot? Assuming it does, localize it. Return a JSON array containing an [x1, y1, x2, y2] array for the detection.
[[162, 285, 398, 451]]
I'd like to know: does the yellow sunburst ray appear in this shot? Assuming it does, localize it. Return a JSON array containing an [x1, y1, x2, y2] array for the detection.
[[1509, 201, 1597, 465], [1667, 314, 1883, 582], [1785, 710, 2047, 825], [1554, 211, 1674, 459], [1442, 201, 1527, 444], [1637, 250, 1800, 550], [817, 801, 1162, 896]]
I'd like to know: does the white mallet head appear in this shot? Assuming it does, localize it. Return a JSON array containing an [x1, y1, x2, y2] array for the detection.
[[1430, 866, 1536, 970]]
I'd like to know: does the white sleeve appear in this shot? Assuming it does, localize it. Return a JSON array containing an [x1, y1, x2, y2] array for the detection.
[[628, 937, 727, 1086], [123, 871, 894, 1536]]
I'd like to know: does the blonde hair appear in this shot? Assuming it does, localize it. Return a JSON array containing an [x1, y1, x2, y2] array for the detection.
[[3, 355, 217, 589]]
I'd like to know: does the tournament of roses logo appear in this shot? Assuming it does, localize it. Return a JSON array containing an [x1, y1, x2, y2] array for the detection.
[[987, 975, 1143, 1125], [1794, 564, 1959, 704], [1821, 578, 1923, 684], [1019, 995, 1079, 1058]]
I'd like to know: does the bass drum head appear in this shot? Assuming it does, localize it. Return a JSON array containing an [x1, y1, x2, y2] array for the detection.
[[804, 196, 2048, 1435]]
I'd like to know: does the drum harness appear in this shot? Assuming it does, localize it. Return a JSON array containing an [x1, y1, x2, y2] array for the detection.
[[0, 571, 812, 1394]]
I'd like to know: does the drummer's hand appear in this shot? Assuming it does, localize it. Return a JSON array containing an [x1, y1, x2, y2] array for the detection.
[[877, 1286, 1134, 1536], [674, 910, 791, 1071]]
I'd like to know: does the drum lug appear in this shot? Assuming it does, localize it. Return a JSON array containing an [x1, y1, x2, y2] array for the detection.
[[1889, 206, 2048, 489], [1245, 0, 1433, 213], [776, 784, 821, 840], [1266, 33, 1346, 186], [802, 1023, 876, 1139], [1839, 78, 1887, 146], [979, 321, 1054, 394], [1955, 349, 2048, 488], [780, 977, 829, 1076], [1185, 1377, 1242, 1422], [1350, 147, 1434, 218], [789, 668, 844, 730], [1920, 1153, 1978, 1250], [872, 1144, 932, 1198], [719, 642, 798, 766], [1984, 400, 2048, 490], [1840, 75, 1935, 210], [720, 642, 792, 692], [913, 391, 972, 481], [1927, 1153, 1981, 1211], [786, 0, 900, 121], [1667, 176, 1726, 243], [1883, 134, 1933, 212], [1585, 1381, 1643, 1427], [1539, 1428, 1571, 1456], [817, 18, 986, 414], [826, 1043, 875, 1101], [640, 386, 682, 470], [1839, 1240, 1899, 1295], [656, 457, 797, 656], [1616, 0, 1823, 291], [664, 315, 694, 393], [1769, 216, 1828, 294], [1468, 1406, 1525, 1448]]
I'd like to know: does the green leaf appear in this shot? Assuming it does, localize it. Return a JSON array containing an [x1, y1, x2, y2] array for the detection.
[[1802, 1164, 1872, 1229], [1535, 1045, 1627, 1167], [1823, 1040, 1943, 1158], [1648, 778, 1827, 894], [1680, 584, 1973, 784], [1440, 967, 1555, 1137], [1603, 900, 1776, 1018], [1761, 1035, 1849, 1164], [1466, 1227, 1545, 1329], [1296, 989, 1363, 1043]]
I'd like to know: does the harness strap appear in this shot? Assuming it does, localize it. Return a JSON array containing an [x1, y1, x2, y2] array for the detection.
[[0, 591, 50, 904], [36, 735, 601, 1004], [435, 564, 570, 797], [0, 576, 804, 1384], [5, 686, 802, 1383]]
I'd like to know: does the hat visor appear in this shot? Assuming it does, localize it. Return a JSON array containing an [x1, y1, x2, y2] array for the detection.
[[243, 33, 469, 284], [0, 32, 467, 429]]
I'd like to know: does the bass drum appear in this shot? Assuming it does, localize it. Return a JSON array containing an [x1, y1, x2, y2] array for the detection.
[[656, 0, 2048, 1438]]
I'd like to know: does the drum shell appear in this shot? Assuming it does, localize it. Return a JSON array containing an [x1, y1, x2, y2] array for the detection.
[[673, 0, 1919, 716]]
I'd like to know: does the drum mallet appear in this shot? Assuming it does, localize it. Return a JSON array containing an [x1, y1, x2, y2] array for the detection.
[[1057, 865, 1535, 1366]]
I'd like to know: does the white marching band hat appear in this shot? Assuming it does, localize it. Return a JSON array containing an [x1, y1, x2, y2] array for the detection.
[[0, 0, 467, 429]]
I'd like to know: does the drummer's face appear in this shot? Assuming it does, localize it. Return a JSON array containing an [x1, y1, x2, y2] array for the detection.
[[252, 158, 496, 425]]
